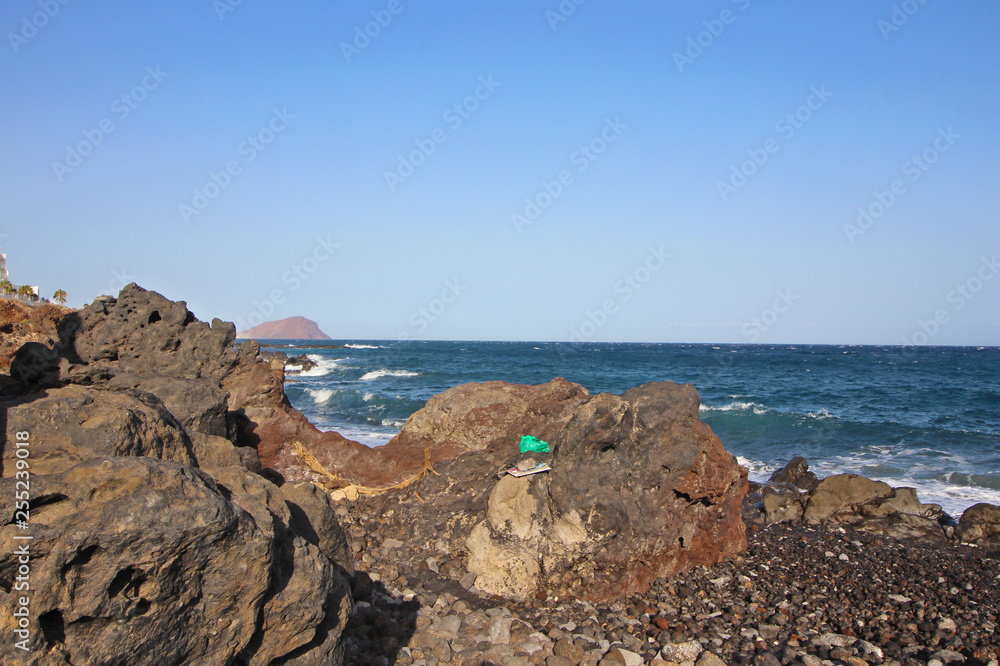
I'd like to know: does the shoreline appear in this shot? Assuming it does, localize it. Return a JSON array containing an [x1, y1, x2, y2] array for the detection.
[[339, 492, 1000, 666], [272, 342, 1000, 521], [3, 293, 997, 665]]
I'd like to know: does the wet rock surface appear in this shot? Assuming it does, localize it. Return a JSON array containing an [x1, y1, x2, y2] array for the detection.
[[339, 496, 1000, 666]]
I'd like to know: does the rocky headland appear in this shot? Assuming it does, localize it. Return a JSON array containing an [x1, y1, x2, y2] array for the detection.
[[1, 285, 998, 666]]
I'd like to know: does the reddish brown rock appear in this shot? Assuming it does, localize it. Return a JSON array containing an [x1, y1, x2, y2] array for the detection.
[[362, 378, 748, 602], [0, 298, 76, 371]]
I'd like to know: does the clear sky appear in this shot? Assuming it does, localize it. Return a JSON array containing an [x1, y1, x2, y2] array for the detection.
[[2, 1, 998, 345]]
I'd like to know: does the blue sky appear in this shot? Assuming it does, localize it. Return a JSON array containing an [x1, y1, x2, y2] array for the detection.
[[2, 1, 998, 345]]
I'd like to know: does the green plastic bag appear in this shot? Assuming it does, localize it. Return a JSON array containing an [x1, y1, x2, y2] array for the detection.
[[519, 435, 550, 453]]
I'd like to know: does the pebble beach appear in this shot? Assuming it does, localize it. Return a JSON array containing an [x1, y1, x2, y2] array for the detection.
[[338, 498, 1000, 666]]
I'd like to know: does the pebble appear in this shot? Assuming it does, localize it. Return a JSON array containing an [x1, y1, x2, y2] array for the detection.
[[659, 640, 702, 662]]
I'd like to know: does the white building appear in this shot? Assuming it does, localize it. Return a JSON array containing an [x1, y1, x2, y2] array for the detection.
[[0, 246, 40, 302]]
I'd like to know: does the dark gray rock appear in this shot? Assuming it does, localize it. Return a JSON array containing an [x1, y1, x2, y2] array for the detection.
[[281, 481, 354, 574], [1, 385, 196, 476], [756, 462, 951, 542], [9, 341, 61, 389], [767, 456, 819, 491], [108, 374, 232, 439], [69, 283, 238, 381], [0, 457, 350, 665]]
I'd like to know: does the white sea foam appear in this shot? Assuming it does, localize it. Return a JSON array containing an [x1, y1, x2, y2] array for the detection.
[[305, 388, 335, 404], [284, 365, 303, 372], [890, 477, 1000, 519], [319, 424, 397, 448], [811, 445, 1000, 518], [359, 369, 420, 381], [700, 401, 769, 415], [806, 408, 835, 419], [740, 450, 999, 517], [736, 456, 778, 481], [362, 392, 375, 401], [297, 355, 345, 377], [345, 344, 380, 349]]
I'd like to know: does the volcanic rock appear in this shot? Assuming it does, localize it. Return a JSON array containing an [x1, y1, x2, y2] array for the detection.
[[804, 474, 894, 522], [0, 285, 356, 663], [754, 463, 954, 542], [70, 287, 238, 381], [1, 385, 196, 477], [0, 457, 351, 665], [363, 378, 748, 602], [108, 374, 232, 439], [767, 456, 819, 491], [3, 283, 372, 486], [957, 502, 1000, 547]]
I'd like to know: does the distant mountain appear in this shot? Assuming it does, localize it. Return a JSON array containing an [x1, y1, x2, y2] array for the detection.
[[236, 316, 331, 340]]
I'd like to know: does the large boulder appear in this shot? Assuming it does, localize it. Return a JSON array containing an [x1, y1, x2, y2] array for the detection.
[[0, 286, 357, 663], [362, 379, 748, 602], [3, 284, 372, 486], [108, 374, 233, 440], [68, 286, 237, 381], [206, 466, 352, 665], [957, 503, 1000, 548], [280, 481, 354, 573], [68, 285, 372, 486], [0, 457, 350, 665], [767, 456, 818, 491], [1, 385, 196, 476], [803, 474, 894, 523]]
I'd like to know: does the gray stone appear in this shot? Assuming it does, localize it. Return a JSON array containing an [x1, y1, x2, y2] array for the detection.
[[811, 632, 857, 648], [615, 649, 644, 666], [661, 640, 704, 662], [696, 652, 728, 666], [438, 615, 462, 640], [490, 617, 512, 645]]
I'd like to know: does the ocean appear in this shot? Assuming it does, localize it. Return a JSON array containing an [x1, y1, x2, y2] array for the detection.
[[266, 340, 1000, 517]]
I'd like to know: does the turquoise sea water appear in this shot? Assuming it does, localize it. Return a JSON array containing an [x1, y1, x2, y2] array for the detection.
[[266, 340, 1000, 517]]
